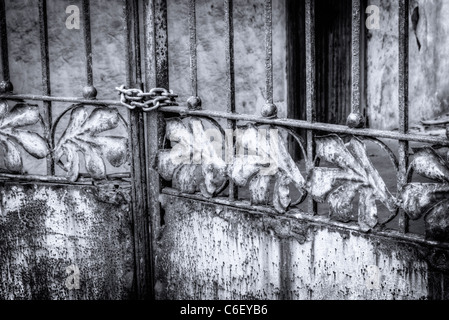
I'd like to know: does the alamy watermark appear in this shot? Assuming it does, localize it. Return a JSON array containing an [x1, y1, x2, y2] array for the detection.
[[65, 264, 80, 290], [366, 5, 380, 30], [65, 5, 80, 30]]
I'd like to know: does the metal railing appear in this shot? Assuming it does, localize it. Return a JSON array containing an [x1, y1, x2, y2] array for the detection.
[[1, 0, 448, 244], [151, 0, 449, 245], [0, 0, 132, 184]]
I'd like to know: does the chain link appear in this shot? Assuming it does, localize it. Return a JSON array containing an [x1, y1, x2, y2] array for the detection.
[[115, 85, 178, 111]]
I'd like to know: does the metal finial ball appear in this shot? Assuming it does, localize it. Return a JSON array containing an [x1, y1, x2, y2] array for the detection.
[[83, 85, 98, 99], [187, 96, 202, 110], [347, 113, 365, 129], [261, 103, 278, 118], [0, 81, 13, 94]]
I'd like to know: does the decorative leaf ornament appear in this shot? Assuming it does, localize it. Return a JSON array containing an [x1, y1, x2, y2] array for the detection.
[[54, 105, 128, 181], [0, 100, 49, 173], [307, 135, 396, 231]]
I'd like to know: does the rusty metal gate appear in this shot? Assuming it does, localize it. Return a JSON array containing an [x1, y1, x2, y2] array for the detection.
[[2, 0, 449, 300]]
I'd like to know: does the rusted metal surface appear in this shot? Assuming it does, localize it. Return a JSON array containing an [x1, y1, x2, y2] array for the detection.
[[124, 0, 142, 89], [0, 172, 129, 184], [347, 0, 364, 129], [401, 147, 449, 242], [157, 117, 227, 197], [188, 0, 198, 98], [0, 94, 123, 106], [308, 135, 397, 231], [231, 124, 306, 212], [155, 114, 449, 240], [82, 0, 93, 87], [124, 0, 153, 300], [144, 0, 170, 300], [305, 0, 317, 216], [157, 117, 308, 213], [0, 0, 10, 87], [156, 193, 437, 300], [264, 0, 273, 105], [162, 187, 449, 250], [0, 101, 48, 173], [0, 0, 136, 301], [0, 96, 130, 183], [161, 106, 449, 146], [0, 183, 132, 300], [54, 105, 128, 182], [224, 0, 237, 201], [38, 0, 53, 175], [3, 0, 449, 302], [398, 0, 410, 234]]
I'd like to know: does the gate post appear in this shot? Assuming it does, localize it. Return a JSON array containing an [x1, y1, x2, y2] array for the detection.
[[144, 0, 169, 300], [123, 0, 158, 300]]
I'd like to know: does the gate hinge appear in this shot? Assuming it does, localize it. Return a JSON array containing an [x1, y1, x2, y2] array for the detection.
[[115, 85, 178, 111]]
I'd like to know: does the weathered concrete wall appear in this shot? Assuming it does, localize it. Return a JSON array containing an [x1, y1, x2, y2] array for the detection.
[[156, 193, 447, 300], [0, 182, 133, 300], [367, 0, 449, 129]]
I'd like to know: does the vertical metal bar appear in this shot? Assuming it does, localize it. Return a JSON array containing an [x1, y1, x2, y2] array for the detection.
[[82, 0, 93, 86], [124, 0, 133, 87], [305, 0, 317, 216], [38, 0, 54, 175], [124, 0, 142, 88], [264, 0, 273, 104], [225, 0, 237, 200], [0, 0, 10, 84], [145, 0, 169, 299], [189, 0, 198, 97], [124, 0, 152, 299], [134, 0, 142, 87], [398, 0, 409, 234], [351, 0, 361, 115]]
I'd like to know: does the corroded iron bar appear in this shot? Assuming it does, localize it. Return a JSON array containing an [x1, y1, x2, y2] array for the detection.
[[2, 89, 447, 147], [225, 0, 237, 200], [398, 0, 410, 234], [82, 0, 93, 86], [38, 0, 54, 175], [0, 172, 130, 184], [0, 94, 121, 105], [124, 0, 142, 88], [0, 0, 9, 82], [305, 0, 317, 215], [189, 0, 198, 96], [264, 0, 273, 104], [125, 0, 152, 299], [160, 106, 449, 146], [351, 0, 361, 115], [144, 0, 169, 300]]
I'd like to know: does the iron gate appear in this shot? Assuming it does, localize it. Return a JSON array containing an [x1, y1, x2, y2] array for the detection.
[[1, 0, 449, 300]]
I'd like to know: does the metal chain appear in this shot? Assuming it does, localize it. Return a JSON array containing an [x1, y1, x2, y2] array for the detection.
[[115, 85, 178, 111]]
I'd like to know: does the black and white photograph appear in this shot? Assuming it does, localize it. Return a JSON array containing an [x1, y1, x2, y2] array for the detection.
[[0, 0, 448, 308]]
